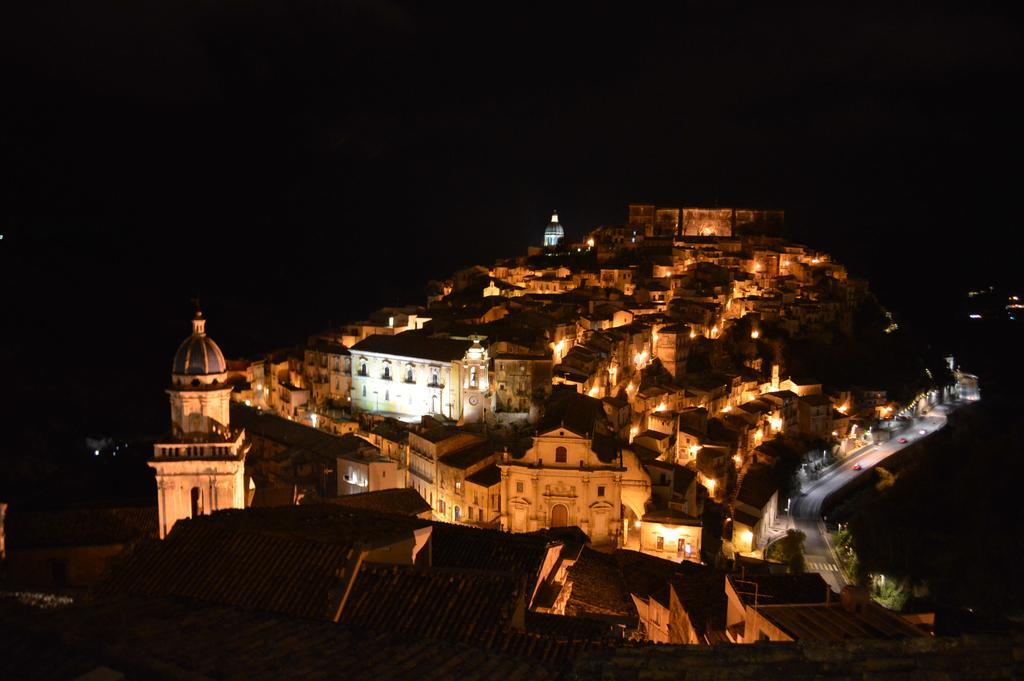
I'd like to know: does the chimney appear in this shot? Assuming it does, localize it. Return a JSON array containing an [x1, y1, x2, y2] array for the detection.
[[840, 585, 871, 613]]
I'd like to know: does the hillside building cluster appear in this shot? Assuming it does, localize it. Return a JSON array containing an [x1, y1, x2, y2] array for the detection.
[[0, 203, 957, 670], [146, 204, 905, 566]]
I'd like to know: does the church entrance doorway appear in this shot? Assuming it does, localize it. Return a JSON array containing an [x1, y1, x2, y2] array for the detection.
[[550, 504, 568, 528], [592, 511, 608, 539]]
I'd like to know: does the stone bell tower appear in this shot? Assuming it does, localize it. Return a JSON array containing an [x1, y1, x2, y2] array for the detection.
[[460, 335, 489, 424], [149, 306, 248, 538]]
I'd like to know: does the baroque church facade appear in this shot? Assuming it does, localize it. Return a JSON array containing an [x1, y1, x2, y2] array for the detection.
[[498, 392, 650, 545]]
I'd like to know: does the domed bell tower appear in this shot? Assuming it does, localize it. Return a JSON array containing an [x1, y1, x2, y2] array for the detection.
[[149, 306, 249, 538]]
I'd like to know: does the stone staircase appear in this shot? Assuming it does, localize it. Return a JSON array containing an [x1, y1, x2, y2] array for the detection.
[[726, 457, 751, 517]]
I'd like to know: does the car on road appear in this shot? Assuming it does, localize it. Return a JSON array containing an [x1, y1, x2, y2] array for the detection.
[[898, 437, 908, 443], [852, 464, 862, 470]]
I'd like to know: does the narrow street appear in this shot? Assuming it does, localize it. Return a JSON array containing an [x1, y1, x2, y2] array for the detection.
[[789, 401, 963, 591]]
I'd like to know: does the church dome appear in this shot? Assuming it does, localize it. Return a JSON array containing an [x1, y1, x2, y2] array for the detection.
[[543, 210, 565, 246], [172, 310, 227, 376]]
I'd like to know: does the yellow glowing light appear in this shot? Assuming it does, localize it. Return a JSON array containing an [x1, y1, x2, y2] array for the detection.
[[634, 519, 643, 529], [589, 386, 600, 397], [586, 237, 595, 248], [706, 478, 717, 494], [769, 417, 782, 431], [655, 401, 668, 412], [811, 258, 820, 264], [750, 330, 760, 339], [733, 454, 743, 466], [711, 325, 719, 338], [688, 444, 701, 457], [754, 429, 763, 443], [634, 350, 649, 367], [739, 529, 754, 547], [754, 262, 761, 271], [722, 405, 732, 413], [838, 403, 849, 414], [689, 329, 697, 339], [629, 426, 639, 441]]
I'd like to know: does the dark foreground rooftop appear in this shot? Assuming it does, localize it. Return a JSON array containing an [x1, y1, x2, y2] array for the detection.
[[3, 596, 1022, 681]]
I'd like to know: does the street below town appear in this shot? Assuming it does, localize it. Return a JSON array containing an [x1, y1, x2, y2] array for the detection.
[[789, 401, 964, 591]]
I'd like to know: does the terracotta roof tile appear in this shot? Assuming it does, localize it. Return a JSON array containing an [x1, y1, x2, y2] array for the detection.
[[104, 521, 356, 620], [6, 596, 570, 681], [340, 563, 525, 645], [330, 488, 431, 516], [564, 547, 637, 624], [430, 522, 558, 578], [103, 504, 430, 620]]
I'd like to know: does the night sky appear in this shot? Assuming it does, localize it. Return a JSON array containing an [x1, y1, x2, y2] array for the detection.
[[2, 1, 1022, 444]]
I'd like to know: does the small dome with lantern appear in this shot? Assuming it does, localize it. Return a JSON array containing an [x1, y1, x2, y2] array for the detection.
[[172, 309, 227, 377], [543, 210, 565, 247]]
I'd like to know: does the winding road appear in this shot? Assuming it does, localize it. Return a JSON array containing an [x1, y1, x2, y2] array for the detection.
[[789, 401, 964, 591]]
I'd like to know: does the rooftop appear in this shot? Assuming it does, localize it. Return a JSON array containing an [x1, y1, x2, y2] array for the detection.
[[538, 390, 609, 438], [351, 333, 472, 362], [465, 463, 502, 488], [329, 488, 431, 516], [564, 547, 637, 624], [755, 601, 929, 641], [429, 522, 559, 580]]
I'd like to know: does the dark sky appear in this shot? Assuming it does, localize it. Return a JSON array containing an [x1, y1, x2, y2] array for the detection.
[[1, 1, 1022, 440]]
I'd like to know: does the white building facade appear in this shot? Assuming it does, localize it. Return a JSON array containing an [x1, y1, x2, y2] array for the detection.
[[349, 334, 489, 424]]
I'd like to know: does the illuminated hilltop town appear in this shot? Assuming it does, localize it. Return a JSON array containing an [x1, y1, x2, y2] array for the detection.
[[156, 204, 915, 553], [4, 204, 977, 665]]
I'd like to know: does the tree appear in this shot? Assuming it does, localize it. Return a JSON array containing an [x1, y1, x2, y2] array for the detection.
[[766, 528, 807, 574]]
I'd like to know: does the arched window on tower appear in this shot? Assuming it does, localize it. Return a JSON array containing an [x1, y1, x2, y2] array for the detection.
[[555, 446, 567, 463], [383, 365, 391, 380], [406, 367, 414, 383], [190, 487, 202, 518], [470, 366, 477, 387]]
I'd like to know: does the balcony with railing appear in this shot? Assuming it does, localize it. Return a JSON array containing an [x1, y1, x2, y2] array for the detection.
[[154, 428, 246, 460]]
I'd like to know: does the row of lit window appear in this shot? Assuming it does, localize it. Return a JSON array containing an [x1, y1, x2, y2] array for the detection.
[[357, 360, 440, 385]]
